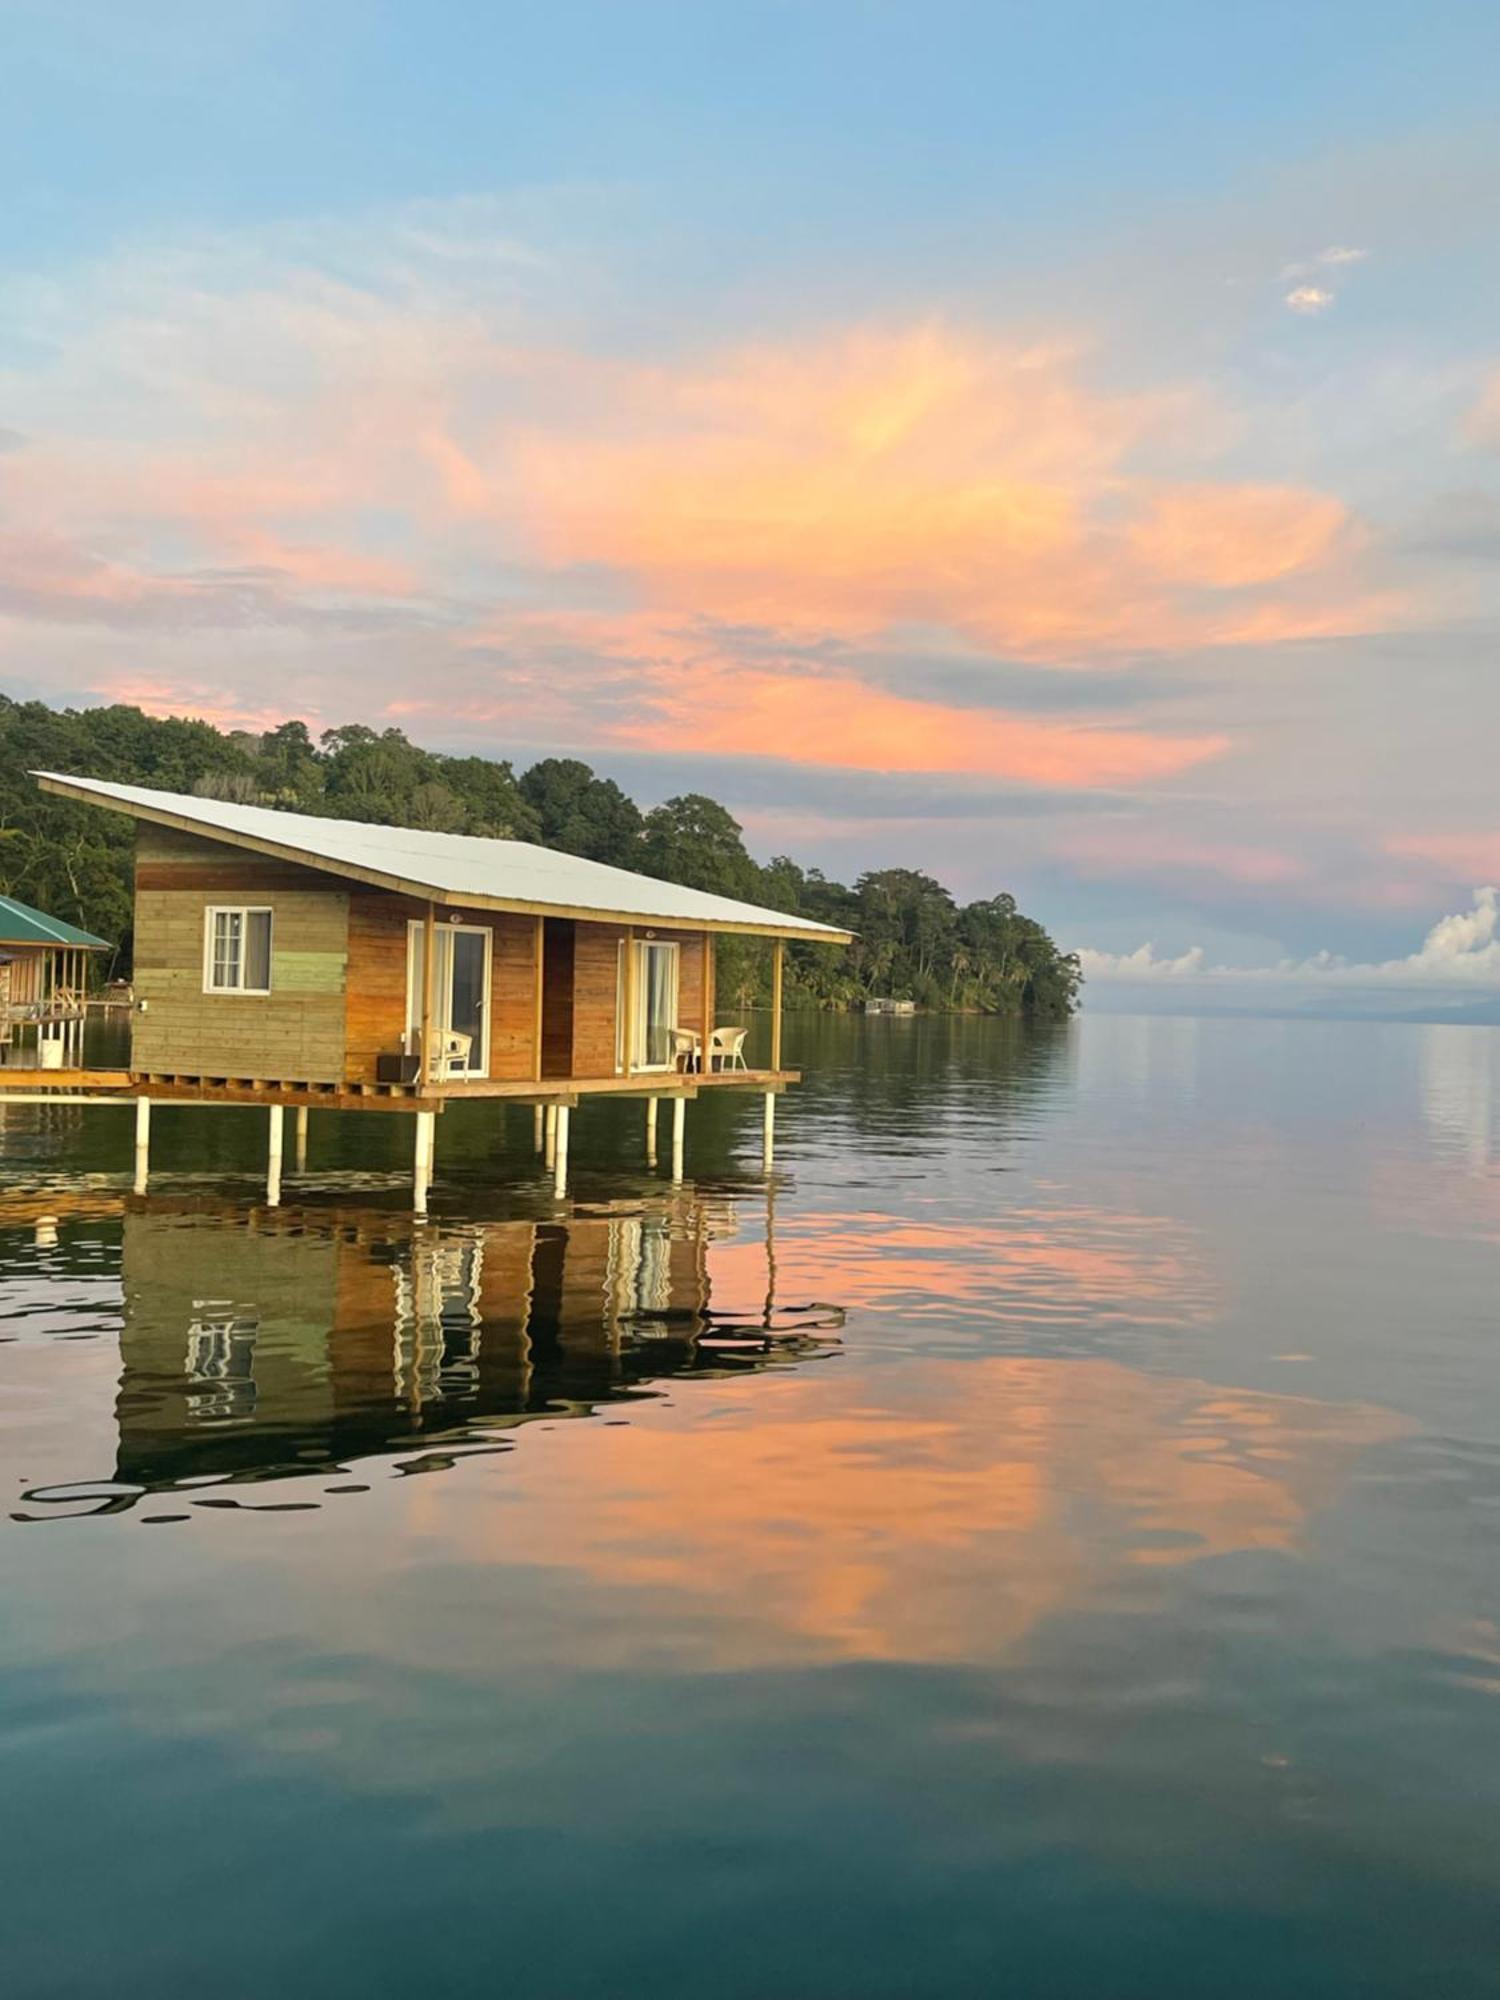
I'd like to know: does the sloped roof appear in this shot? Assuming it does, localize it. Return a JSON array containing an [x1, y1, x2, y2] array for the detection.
[[0, 891, 109, 950], [34, 773, 853, 942]]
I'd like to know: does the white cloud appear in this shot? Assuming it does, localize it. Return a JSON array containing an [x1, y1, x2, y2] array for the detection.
[[1080, 886, 1500, 988], [1284, 285, 1335, 316], [1280, 245, 1370, 280]]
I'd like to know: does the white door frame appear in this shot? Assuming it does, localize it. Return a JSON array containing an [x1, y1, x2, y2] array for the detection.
[[618, 936, 680, 1073], [405, 920, 493, 1078]]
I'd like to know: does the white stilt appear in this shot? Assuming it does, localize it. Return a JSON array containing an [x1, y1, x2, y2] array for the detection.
[[533, 1104, 545, 1154], [413, 1108, 435, 1216], [671, 1095, 685, 1181], [133, 1095, 151, 1195], [762, 1091, 776, 1170], [294, 1104, 309, 1172], [544, 1101, 558, 1167], [553, 1103, 570, 1197], [646, 1095, 658, 1165], [266, 1103, 285, 1208]]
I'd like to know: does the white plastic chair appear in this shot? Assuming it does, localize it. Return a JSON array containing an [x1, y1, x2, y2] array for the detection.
[[668, 1028, 702, 1073], [418, 1028, 473, 1079], [708, 1026, 748, 1072]]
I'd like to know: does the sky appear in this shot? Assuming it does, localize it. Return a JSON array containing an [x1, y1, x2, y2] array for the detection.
[[3, 0, 1500, 1002]]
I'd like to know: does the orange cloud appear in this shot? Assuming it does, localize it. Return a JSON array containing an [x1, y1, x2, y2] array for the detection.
[[513, 325, 1397, 662], [615, 665, 1229, 785], [3, 303, 1408, 782], [1127, 485, 1350, 588]]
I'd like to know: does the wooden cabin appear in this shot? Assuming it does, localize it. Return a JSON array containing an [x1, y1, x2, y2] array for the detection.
[[25, 776, 851, 1150], [0, 892, 108, 1069]]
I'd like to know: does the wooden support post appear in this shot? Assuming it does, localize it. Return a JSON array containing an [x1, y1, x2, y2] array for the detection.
[[544, 1101, 558, 1167], [620, 927, 635, 1076], [671, 1094, 685, 1181], [771, 937, 784, 1073], [420, 900, 437, 1088], [533, 1103, 545, 1154], [266, 1102, 284, 1208], [762, 1091, 776, 1171], [413, 1108, 435, 1216], [532, 915, 545, 1081], [553, 1102, 570, 1198], [646, 1095, 658, 1165], [702, 930, 713, 1073], [294, 1104, 309, 1172], [133, 1095, 151, 1195]]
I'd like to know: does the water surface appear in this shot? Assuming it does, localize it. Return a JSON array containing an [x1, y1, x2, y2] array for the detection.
[[2, 1014, 1499, 1996]]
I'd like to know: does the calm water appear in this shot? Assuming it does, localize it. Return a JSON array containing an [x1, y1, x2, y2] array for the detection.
[[3, 1013, 1499, 1997]]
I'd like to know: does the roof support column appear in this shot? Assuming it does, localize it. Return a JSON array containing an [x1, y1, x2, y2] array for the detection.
[[532, 915, 545, 1080], [771, 937, 784, 1073], [621, 926, 635, 1076], [420, 901, 437, 1088]]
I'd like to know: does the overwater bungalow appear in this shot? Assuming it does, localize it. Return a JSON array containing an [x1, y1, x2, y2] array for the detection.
[[0, 891, 109, 1070], [7, 773, 852, 1201]]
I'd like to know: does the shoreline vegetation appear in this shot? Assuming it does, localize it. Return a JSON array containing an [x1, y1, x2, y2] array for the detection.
[[0, 696, 1081, 1018]]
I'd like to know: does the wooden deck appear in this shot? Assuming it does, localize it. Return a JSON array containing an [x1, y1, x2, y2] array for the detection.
[[0, 1066, 799, 1113]]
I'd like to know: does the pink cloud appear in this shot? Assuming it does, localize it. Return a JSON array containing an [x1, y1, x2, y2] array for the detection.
[[1063, 829, 1307, 886], [1388, 830, 1500, 879]]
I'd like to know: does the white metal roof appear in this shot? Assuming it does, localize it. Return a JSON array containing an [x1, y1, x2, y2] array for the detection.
[[34, 773, 853, 942]]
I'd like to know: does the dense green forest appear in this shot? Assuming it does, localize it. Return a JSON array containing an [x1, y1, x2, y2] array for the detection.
[[0, 695, 1081, 1017]]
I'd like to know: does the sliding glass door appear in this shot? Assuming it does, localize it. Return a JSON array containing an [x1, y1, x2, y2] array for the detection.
[[623, 939, 679, 1071], [405, 922, 491, 1076]]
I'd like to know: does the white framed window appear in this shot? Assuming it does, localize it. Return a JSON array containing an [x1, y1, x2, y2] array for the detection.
[[203, 906, 273, 994]]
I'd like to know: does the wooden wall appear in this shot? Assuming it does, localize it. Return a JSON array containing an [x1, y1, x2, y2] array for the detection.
[[540, 917, 575, 1079], [344, 892, 543, 1084], [571, 921, 625, 1076], [132, 825, 349, 1081], [546, 922, 708, 1080]]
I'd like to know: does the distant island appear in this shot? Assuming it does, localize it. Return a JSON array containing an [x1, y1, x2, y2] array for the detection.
[[0, 695, 1080, 1018]]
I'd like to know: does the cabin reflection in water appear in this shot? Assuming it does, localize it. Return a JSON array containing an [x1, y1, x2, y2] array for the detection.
[[114, 1194, 839, 1493]]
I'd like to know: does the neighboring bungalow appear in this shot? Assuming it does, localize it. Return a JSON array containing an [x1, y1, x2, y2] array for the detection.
[[13, 773, 852, 1201], [0, 892, 109, 1069]]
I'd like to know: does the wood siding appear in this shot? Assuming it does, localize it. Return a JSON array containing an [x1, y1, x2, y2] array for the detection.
[[131, 825, 349, 1081], [344, 892, 544, 1084], [571, 921, 625, 1076], [540, 918, 575, 1080]]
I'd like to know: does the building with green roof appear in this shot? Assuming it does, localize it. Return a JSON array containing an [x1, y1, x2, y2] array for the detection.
[[0, 893, 108, 1068]]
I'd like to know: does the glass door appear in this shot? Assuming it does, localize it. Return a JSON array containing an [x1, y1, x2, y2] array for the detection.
[[405, 923, 491, 1076], [629, 939, 679, 1071]]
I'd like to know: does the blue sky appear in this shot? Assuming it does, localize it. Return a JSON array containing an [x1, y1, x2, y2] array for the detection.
[[4, 1, 1500, 994]]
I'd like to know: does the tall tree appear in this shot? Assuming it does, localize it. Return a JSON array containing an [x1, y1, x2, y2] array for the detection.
[[518, 758, 642, 865]]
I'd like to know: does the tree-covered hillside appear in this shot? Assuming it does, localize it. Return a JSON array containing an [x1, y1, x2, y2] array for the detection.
[[0, 696, 1081, 1017]]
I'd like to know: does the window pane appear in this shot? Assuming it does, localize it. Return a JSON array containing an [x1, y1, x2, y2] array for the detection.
[[212, 910, 241, 989], [244, 911, 272, 991], [637, 943, 677, 1067]]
